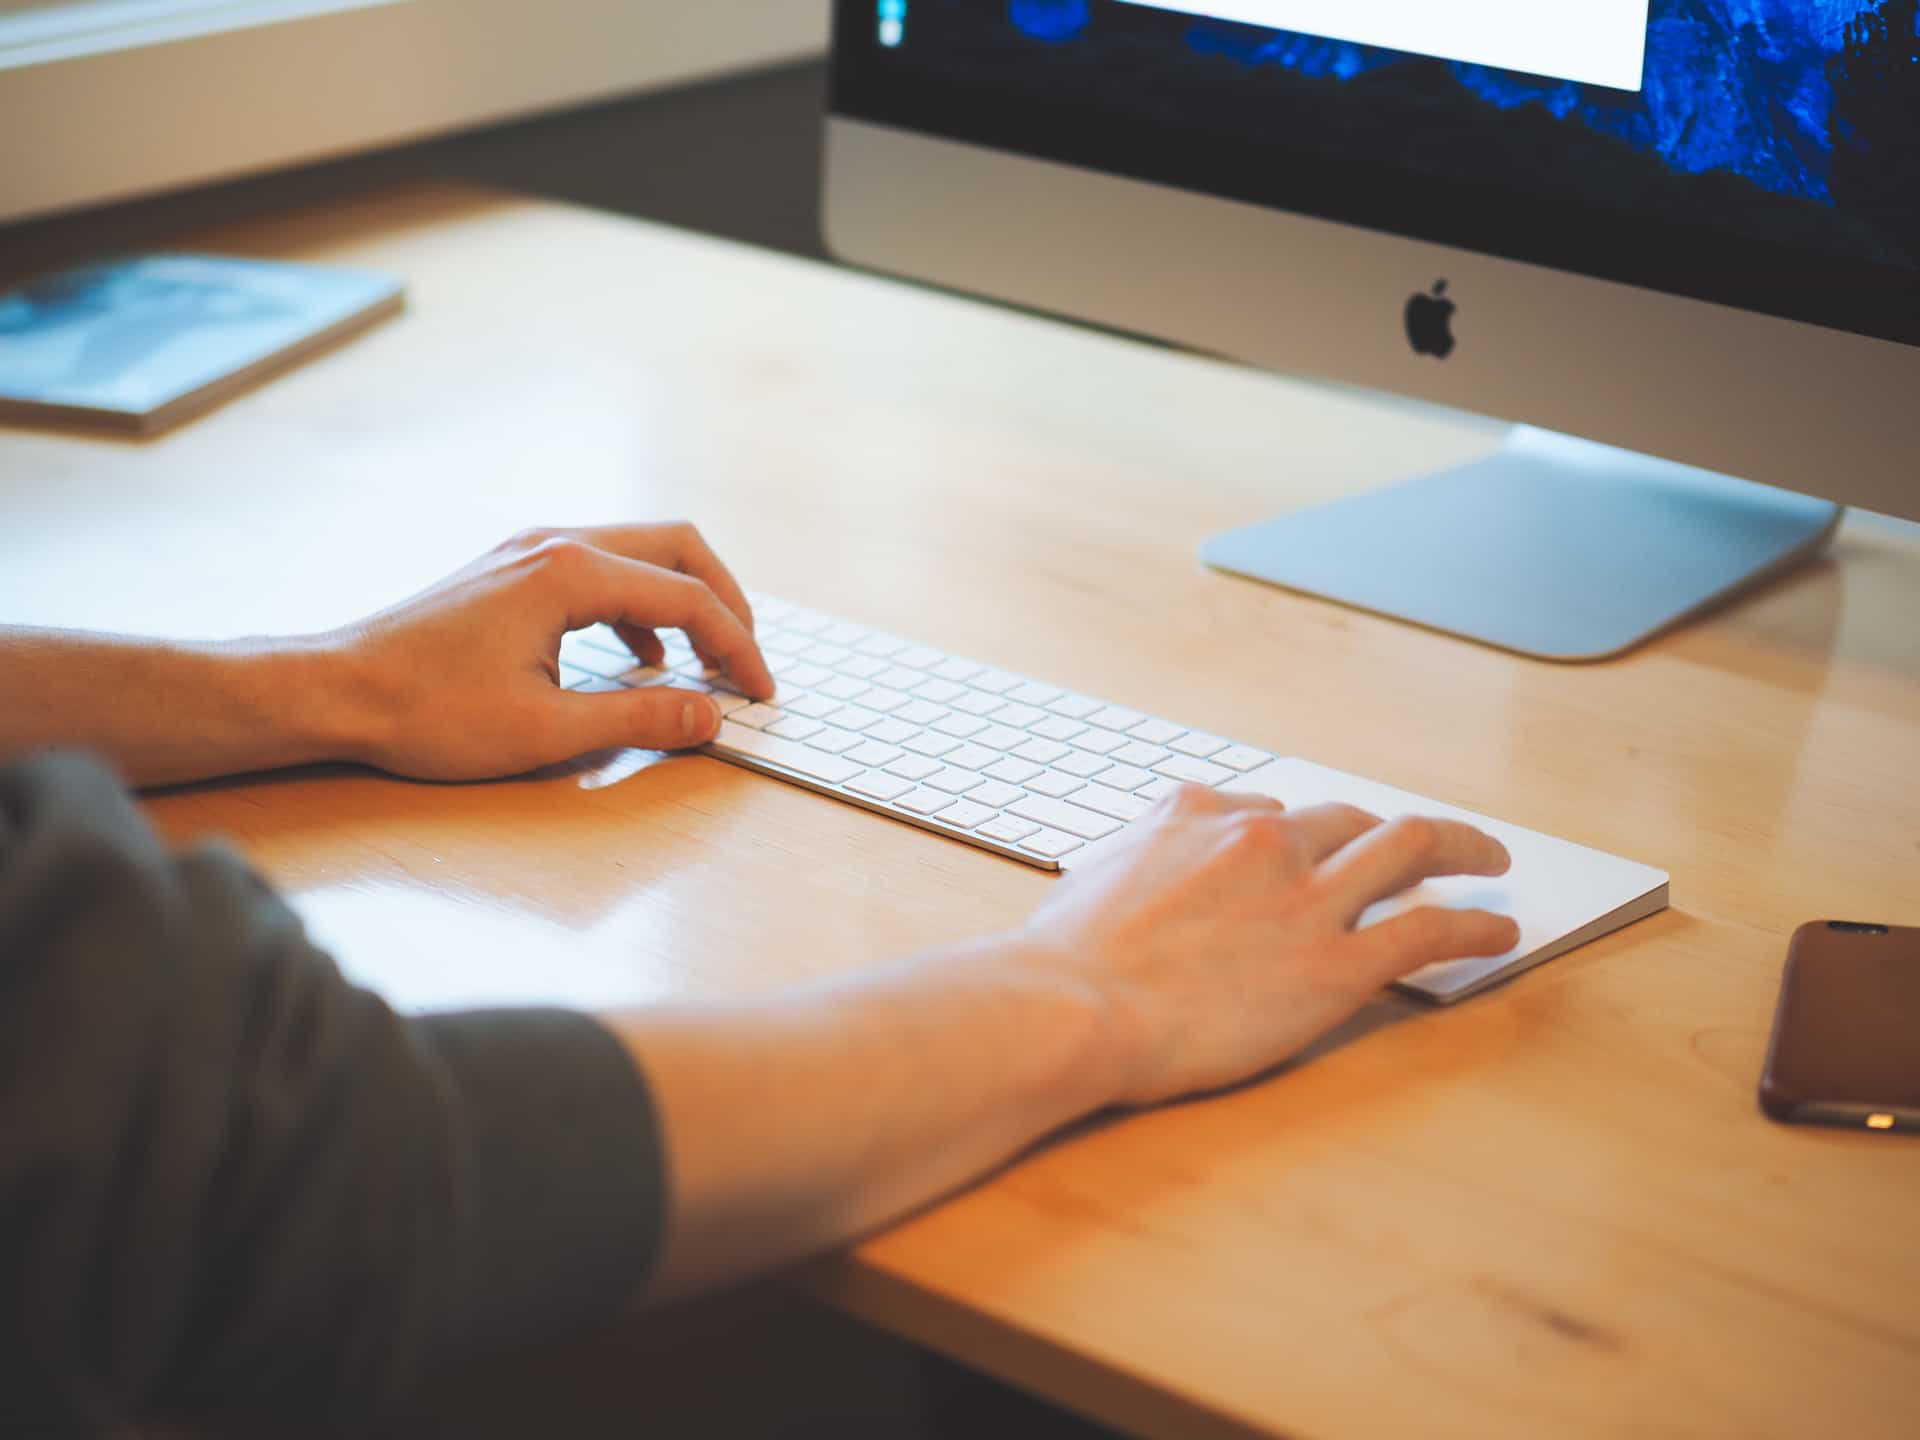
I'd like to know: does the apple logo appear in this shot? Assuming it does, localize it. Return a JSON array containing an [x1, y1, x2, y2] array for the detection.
[[1405, 279, 1457, 360]]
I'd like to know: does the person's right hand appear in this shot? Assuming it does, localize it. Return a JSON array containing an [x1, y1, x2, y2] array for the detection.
[[1016, 786, 1519, 1108]]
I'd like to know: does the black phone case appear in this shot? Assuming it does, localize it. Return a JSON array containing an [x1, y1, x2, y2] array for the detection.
[[1759, 921, 1920, 1131]]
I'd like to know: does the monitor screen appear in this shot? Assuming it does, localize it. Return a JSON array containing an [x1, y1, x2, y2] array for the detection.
[[833, 2, 1920, 348]]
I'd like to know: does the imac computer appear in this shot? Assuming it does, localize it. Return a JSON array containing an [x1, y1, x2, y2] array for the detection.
[[823, 1, 1920, 659]]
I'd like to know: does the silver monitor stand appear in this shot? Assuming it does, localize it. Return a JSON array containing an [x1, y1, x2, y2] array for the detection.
[[1202, 426, 1841, 662]]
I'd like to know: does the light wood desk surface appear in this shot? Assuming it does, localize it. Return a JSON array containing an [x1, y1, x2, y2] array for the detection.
[[3, 185, 1916, 1440]]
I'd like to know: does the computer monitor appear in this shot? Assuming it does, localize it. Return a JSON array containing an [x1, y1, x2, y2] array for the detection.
[[823, 1, 1920, 659]]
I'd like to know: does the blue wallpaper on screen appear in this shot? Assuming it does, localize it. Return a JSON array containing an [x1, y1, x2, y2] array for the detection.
[[1007, 1, 1915, 204]]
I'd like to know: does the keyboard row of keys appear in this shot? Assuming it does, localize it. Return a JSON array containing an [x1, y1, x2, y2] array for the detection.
[[557, 599, 1279, 868]]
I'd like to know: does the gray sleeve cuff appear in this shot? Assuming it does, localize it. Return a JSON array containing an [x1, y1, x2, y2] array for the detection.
[[413, 1008, 668, 1361]]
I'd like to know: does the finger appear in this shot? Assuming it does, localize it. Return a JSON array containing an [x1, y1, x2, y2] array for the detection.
[[611, 621, 667, 669], [1348, 905, 1522, 984], [1274, 803, 1382, 865], [565, 548, 776, 699], [550, 686, 722, 757], [571, 522, 756, 635], [1314, 814, 1512, 923]]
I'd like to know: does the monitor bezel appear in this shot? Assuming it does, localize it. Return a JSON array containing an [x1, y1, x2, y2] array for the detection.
[[829, 1, 1920, 352]]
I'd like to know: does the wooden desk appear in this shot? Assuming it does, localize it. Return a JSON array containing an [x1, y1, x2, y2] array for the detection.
[[3, 185, 1916, 1440]]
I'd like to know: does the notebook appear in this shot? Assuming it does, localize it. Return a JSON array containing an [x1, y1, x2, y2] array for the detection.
[[1219, 757, 1671, 1002], [0, 253, 404, 435]]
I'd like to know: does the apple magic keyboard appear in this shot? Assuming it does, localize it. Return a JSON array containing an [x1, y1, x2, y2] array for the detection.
[[558, 595, 1668, 1002]]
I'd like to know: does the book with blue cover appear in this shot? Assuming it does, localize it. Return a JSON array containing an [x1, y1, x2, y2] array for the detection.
[[0, 254, 404, 436]]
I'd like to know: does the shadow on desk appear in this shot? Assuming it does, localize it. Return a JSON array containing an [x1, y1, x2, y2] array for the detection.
[[140, 1281, 1121, 1439], [374, 1282, 1122, 1440]]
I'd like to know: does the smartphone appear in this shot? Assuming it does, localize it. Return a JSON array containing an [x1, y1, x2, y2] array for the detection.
[[1759, 921, 1920, 1132]]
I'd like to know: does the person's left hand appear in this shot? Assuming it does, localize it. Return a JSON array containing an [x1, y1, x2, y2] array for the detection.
[[323, 523, 775, 781]]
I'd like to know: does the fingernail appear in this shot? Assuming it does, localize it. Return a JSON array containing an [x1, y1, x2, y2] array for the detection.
[[684, 696, 720, 742]]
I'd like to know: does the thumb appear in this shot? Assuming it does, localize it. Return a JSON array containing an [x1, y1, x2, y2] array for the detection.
[[554, 686, 722, 756]]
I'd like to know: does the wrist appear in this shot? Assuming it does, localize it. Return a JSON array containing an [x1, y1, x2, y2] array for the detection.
[[222, 632, 387, 771], [945, 931, 1134, 1123]]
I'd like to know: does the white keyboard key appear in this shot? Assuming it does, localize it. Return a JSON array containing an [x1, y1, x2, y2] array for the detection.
[[974, 724, 1028, 751], [933, 713, 988, 739], [562, 647, 631, 681], [927, 767, 986, 796], [759, 631, 807, 657], [821, 622, 868, 646], [780, 611, 832, 635], [1213, 747, 1274, 774], [860, 688, 912, 715], [903, 733, 960, 759], [847, 771, 915, 803], [1054, 751, 1113, 779], [782, 693, 843, 720], [1154, 755, 1235, 787], [944, 743, 1000, 770], [939, 799, 999, 830], [933, 657, 986, 683], [1089, 705, 1147, 732], [559, 662, 596, 688], [971, 668, 1023, 694], [820, 675, 872, 701], [897, 788, 957, 816], [775, 661, 833, 689], [731, 704, 784, 730], [897, 646, 945, 669], [748, 596, 793, 622], [1030, 715, 1087, 743], [885, 755, 943, 782], [877, 666, 923, 690], [1071, 784, 1153, 823], [966, 780, 1025, 810], [1019, 828, 1084, 860], [840, 655, 888, 680], [984, 757, 1045, 786], [1074, 731, 1126, 756], [803, 643, 853, 667], [1025, 771, 1086, 800], [1098, 764, 1156, 792], [710, 692, 756, 717], [991, 702, 1048, 729], [827, 705, 885, 733], [1008, 682, 1063, 706], [616, 665, 673, 688], [766, 716, 826, 743], [856, 633, 908, 658], [846, 741, 904, 767], [952, 691, 1005, 717], [1170, 732, 1229, 759], [1128, 719, 1188, 747], [712, 722, 863, 784], [896, 700, 948, 727], [978, 815, 1042, 846], [915, 678, 968, 705], [573, 626, 632, 659], [865, 718, 919, 746], [1137, 777, 1183, 803], [1112, 741, 1171, 769], [809, 729, 862, 756], [1007, 795, 1124, 841], [570, 676, 626, 694], [1047, 694, 1103, 720], [1014, 737, 1072, 766]]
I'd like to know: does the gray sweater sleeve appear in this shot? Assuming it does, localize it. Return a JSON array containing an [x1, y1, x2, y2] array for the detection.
[[0, 753, 667, 1435]]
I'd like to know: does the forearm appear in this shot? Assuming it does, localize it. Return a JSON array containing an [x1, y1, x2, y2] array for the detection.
[[0, 628, 373, 786], [621, 934, 1120, 1301]]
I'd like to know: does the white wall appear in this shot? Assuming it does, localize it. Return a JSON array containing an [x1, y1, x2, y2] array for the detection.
[[0, 0, 831, 224]]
